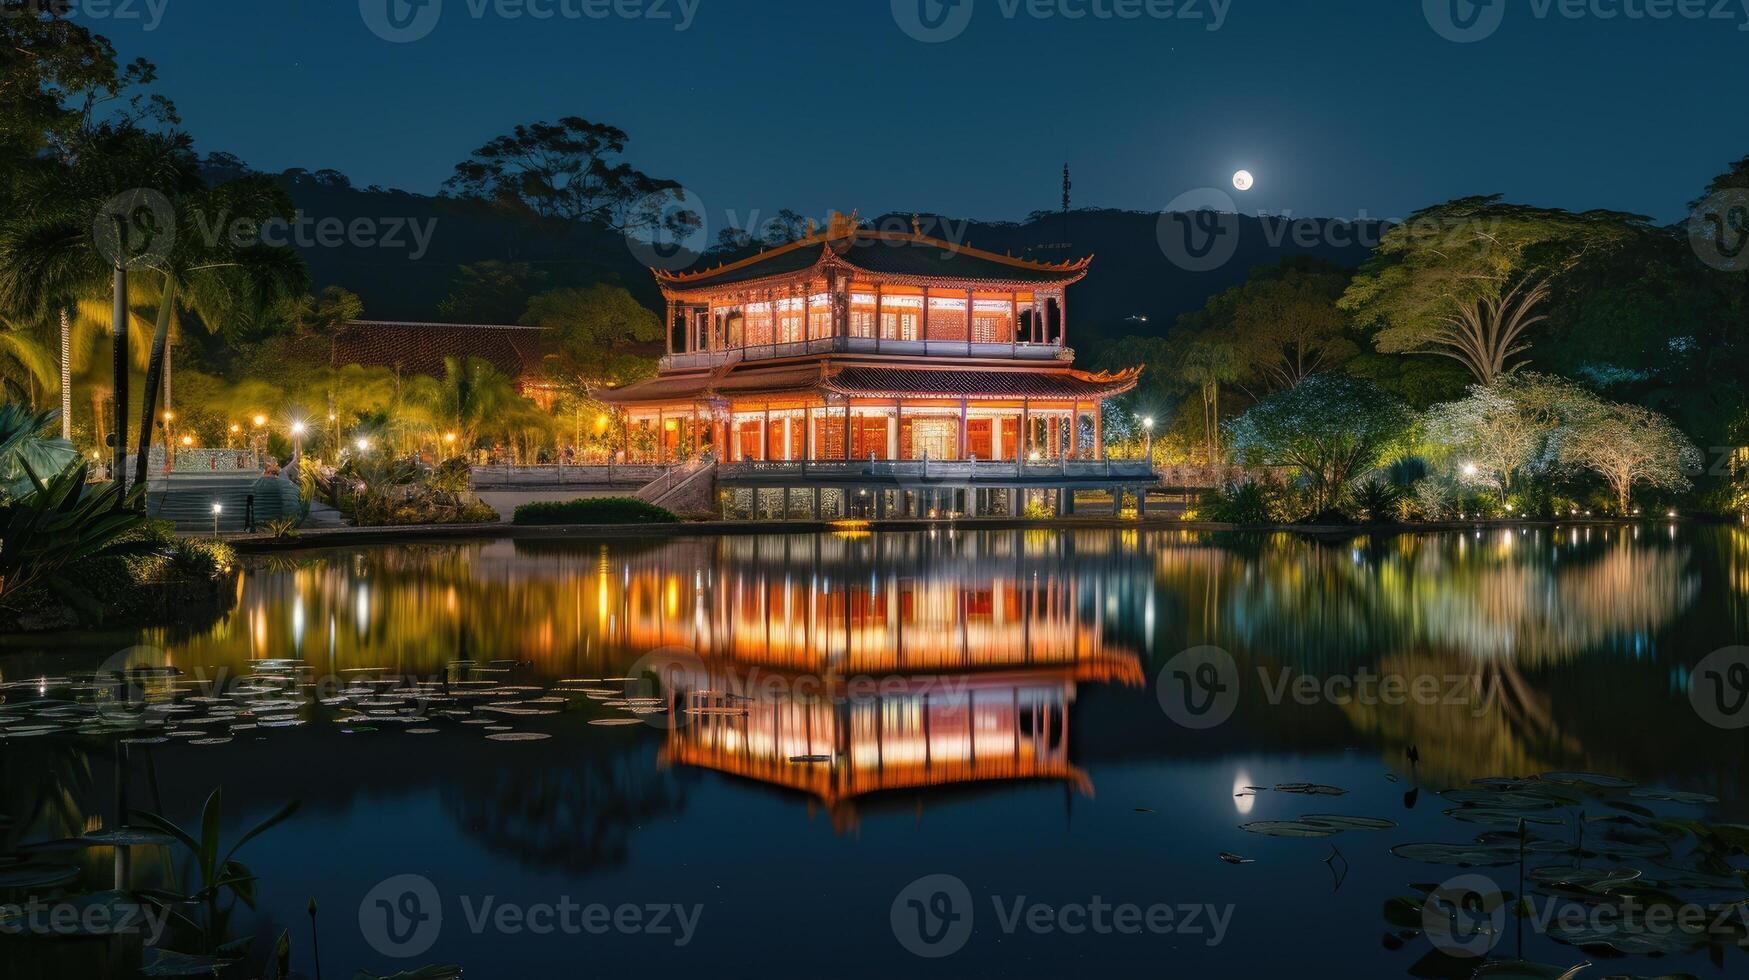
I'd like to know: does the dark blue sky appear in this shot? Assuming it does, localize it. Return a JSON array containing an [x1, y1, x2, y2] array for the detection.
[[104, 0, 1743, 226]]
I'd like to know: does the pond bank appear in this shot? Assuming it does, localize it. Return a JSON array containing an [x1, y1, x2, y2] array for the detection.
[[218, 514, 1709, 554]]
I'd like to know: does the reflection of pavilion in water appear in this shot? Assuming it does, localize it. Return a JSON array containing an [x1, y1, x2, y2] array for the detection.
[[618, 532, 1146, 826]]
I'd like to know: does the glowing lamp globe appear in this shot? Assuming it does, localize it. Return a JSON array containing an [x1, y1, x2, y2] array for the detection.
[[1232, 170, 1254, 192]]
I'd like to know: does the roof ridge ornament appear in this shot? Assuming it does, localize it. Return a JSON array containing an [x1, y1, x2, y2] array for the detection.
[[911, 214, 922, 236]]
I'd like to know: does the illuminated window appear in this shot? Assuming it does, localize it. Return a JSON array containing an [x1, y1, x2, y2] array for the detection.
[[850, 311, 875, 338]]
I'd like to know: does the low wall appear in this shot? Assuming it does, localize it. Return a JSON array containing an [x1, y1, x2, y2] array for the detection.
[[474, 488, 637, 522]]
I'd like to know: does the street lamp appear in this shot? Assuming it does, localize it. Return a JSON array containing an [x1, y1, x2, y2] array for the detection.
[[1141, 416, 1156, 466], [290, 421, 307, 461], [211, 501, 223, 536], [355, 437, 371, 454], [1461, 463, 1479, 478]]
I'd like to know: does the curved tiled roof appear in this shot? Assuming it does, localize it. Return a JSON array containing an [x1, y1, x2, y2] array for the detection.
[[599, 359, 1139, 405], [654, 215, 1092, 294]]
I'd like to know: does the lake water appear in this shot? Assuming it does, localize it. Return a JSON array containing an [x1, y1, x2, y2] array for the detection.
[[4, 525, 1749, 978]]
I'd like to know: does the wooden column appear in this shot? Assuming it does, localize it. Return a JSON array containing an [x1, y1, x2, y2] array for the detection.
[[664, 300, 675, 354], [1093, 403, 1104, 460], [843, 404, 852, 461], [1069, 402, 1080, 458], [657, 409, 665, 464], [1021, 400, 1031, 459], [1010, 293, 1019, 354], [958, 398, 969, 461], [920, 287, 930, 344], [874, 283, 884, 352], [967, 288, 976, 351], [761, 405, 771, 462]]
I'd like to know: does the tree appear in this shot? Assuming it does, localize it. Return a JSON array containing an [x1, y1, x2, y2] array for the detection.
[[436, 261, 550, 323], [1173, 334, 1242, 465], [444, 117, 687, 234], [1547, 399, 1702, 514], [130, 174, 308, 490], [521, 285, 661, 398], [281, 286, 364, 454], [1422, 372, 1582, 499], [1340, 196, 1647, 385], [1221, 258, 1357, 394], [1225, 374, 1412, 513]]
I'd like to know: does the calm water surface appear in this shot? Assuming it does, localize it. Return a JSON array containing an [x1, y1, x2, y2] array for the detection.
[[4, 525, 1748, 978]]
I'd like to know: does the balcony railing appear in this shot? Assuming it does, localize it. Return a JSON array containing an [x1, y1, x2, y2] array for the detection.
[[660, 336, 1070, 372], [719, 458, 1156, 483]]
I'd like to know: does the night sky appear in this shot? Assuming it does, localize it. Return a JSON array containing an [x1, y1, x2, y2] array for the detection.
[[103, 0, 1745, 226]]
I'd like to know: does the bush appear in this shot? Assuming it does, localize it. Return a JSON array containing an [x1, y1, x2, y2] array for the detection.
[[513, 497, 680, 526], [1349, 478, 1406, 524], [1196, 480, 1282, 524]]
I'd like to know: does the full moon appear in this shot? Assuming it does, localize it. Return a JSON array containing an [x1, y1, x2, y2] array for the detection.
[[1233, 170, 1255, 192]]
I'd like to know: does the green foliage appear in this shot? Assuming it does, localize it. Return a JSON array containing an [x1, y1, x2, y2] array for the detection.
[[263, 517, 299, 542], [522, 283, 661, 398], [0, 403, 76, 499], [0, 461, 154, 611], [1349, 478, 1406, 524], [1225, 375, 1413, 513], [132, 788, 299, 956], [513, 496, 679, 526], [1196, 480, 1283, 524], [1341, 196, 1648, 384]]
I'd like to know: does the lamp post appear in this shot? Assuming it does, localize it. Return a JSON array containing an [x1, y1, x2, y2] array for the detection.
[[211, 502, 222, 537], [1142, 416, 1156, 468], [290, 421, 307, 463]]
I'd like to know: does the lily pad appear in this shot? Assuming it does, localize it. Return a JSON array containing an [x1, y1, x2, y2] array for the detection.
[[485, 732, 550, 742], [1240, 820, 1338, 838], [1274, 783, 1349, 796]]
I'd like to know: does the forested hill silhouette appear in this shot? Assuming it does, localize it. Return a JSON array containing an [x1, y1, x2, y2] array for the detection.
[[248, 162, 1384, 342]]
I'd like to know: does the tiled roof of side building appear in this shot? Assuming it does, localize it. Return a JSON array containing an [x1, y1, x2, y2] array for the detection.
[[331, 321, 549, 381], [654, 215, 1092, 293]]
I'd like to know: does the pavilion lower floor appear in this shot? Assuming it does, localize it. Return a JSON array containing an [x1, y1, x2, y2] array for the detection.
[[624, 400, 1111, 465], [717, 483, 1155, 521]]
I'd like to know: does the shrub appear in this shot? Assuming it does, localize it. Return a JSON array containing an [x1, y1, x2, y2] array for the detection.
[[513, 497, 679, 526], [1408, 479, 1453, 522], [1349, 478, 1406, 524], [1196, 480, 1282, 524]]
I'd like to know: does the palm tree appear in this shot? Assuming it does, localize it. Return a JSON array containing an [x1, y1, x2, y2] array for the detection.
[[0, 124, 200, 495], [130, 176, 306, 490]]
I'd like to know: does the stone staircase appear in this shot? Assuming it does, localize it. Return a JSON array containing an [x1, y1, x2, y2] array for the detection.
[[637, 460, 717, 515], [144, 473, 302, 533]]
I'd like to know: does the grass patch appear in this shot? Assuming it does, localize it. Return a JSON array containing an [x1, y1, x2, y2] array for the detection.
[[512, 497, 679, 526]]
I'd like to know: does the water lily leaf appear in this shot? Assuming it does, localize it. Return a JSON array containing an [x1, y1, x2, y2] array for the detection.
[[1471, 960, 1591, 980], [1300, 814, 1397, 832], [0, 864, 81, 888], [82, 828, 178, 847], [788, 755, 831, 763], [588, 719, 642, 727], [1240, 820, 1338, 838], [1274, 783, 1349, 796], [1541, 772, 1636, 790], [1629, 790, 1718, 806], [485, 732, 549, 741], [1528, 865, 1642, 892], [1218, 852, 1255, 864], [141, 949, 234, 976]]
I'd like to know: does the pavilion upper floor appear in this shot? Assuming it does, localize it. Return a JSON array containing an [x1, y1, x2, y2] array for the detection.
[[653, 214, 1091, 373]]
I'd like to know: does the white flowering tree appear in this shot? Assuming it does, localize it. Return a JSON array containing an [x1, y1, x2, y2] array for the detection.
[[1547, 400, 1703, 513], [1422, 373, 1586, 500], [1225, 375, 1412, 514]]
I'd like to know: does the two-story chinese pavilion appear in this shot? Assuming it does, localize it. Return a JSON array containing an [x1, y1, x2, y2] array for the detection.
[[601, 212, 1152, 519]]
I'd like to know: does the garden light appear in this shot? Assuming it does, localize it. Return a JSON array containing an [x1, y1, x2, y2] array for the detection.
[[253, 414, 267, 428]]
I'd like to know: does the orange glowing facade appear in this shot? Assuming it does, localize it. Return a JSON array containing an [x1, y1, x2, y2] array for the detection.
[[601, 213, 1152, 518]]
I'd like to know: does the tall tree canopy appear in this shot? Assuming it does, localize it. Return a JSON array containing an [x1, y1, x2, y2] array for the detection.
[[521, 284, 661, 398], [1340, 196, 1648, 385], [444, 117, 688, 235]]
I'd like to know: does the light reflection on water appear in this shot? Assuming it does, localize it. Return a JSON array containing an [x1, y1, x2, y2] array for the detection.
[[3, 525, 1747, 978]]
